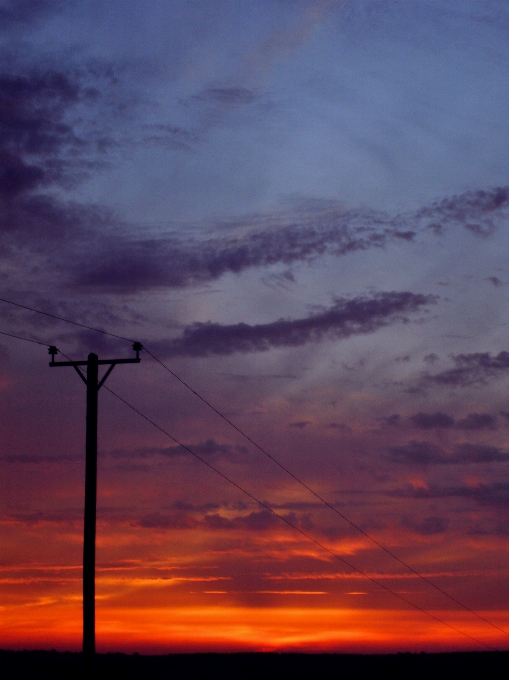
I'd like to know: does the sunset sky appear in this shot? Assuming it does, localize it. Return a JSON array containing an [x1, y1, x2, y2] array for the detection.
[[2, 0, 509, 654]]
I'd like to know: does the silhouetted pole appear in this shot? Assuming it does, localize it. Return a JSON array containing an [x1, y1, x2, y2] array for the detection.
[[49, 343, 142, 669], [84, 352, 98, 662]]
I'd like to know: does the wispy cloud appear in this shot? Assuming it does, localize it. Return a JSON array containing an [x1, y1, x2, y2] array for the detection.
[[408, 411, 497, 430], [409, 412, 454, 429], [389, 481, 509, 509], [190, 86, 258, 108], [70, 185, 509, 293], [0, 64, 122, 252], [422, 351, 509, 387], [0, 0, 64, 30], [402, 516, 449, 535], [414, 187, 508, 237], [388, 441, 509, 465], [150, 292, 435, 358], [107, 439, 238, 461], [136, 509, 305, 533]]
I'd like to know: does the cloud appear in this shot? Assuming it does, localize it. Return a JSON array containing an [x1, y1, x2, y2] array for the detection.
[[137, 509, 291, 533], [390, 482, 509, 509], [5, 508, 83, 526], [241, 0, 335, 82], [402, 516, 449, 535], [381, 414, 401, 427], [149, 292, 435, 358], [140, 124, 199, 152], [0, 68, 105, 197], [414, 186, 509, 237], [69, 184, 509, 294], [71, 209, 415, 292], [0, 65, 123, 257], [2, 440, 238, 467], [107, 439, 236, 461], [388, 441, 509, 465], [138, 511, 198, 530], [408, 411, 496, 430], [423, 351, 509, 387], [0, 0, 64, 29], [175, 84, 264, 146], [203, 510, 281, 532], [486, 276, 504, 287], [326, 422, 352, 432], [456, 413, 497, 430], [0, 453, 80, 464], [388, 441, 444, 465], [191, 86, 258, 108], [409, 412, 454, 429], [453, 443, 509, 463]]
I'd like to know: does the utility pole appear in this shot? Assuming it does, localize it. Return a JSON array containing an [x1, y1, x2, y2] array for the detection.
[[49, 343, 142, 669]]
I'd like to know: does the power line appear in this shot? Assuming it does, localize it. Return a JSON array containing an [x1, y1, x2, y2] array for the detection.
[[0, 329, 49, 346], [0, 297, 133, 343], [0, 325, 503, 649], [1, 295, 508, 639]]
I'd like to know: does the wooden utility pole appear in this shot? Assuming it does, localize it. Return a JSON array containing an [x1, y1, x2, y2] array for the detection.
[[49, 343, 142, 668]]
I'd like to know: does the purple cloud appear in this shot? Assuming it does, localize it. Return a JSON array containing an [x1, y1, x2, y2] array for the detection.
[[0, 0, 64, 29], [107, 439, 236, 460], [0, 66, 121, 252], [424, 351, 509, 387], [409, 412, 454, 429], [150, 292, 435, 358], [0, 69, 101, 195], [388, 441, 444, 465], [402, 516, 449, 535], [453, 443, 508, 463], [414, 186, 509, 237], [390, 482, 509, 509], [289, 421, 311, 429], [191, 86, 258, 107], [456, 413, 497, 430], [137, 509, 294, 533], [407, 411, 497, 430], [486, 276, 504, 287], [382, 414, 402, 427], [72, 185, 509, 293], [388, 441, 509, 465], [71, 215, 415, 292]]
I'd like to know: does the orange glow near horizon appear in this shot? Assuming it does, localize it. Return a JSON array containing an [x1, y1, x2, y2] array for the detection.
[[2, 563, 509, 654], [1, 599, 508, 654]]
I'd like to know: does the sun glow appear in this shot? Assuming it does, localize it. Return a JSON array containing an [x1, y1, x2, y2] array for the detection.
[[1, 599, 507, 654]]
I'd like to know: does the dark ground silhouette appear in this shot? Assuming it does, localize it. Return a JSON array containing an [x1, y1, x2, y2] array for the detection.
[[1, 650, 508, 679]]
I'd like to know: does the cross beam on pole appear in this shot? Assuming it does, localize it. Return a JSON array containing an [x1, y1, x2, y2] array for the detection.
[[49, 342, 142, 670]]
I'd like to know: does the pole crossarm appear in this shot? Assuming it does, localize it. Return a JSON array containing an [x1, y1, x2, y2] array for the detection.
[[50, 357, 141, 367], [48, 341, 142, 368], [50, 356, 140, 389]]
